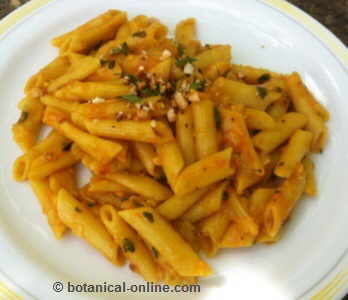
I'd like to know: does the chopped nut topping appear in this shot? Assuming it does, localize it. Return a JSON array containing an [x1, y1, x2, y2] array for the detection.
[[188, 91, 200, 102], [174, 92, 188, 110], [91, 97, 105, 104], [150, 120, 157, 128], [237, 72, 245, 79], [160, 49, 172, 61], [116, 111, 124, 121], [183, 63, 194, 75], [138, 65, 145, 72], [167, 108, 176, 122]]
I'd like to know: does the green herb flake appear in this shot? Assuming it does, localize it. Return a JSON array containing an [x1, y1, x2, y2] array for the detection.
[[75, 207, 82, 213], [256, 86, 268, 99], [214, 107, 221, 129], [143, 211, 154, 223], [132, 31, 146, 38], [126, 74, 139, 85], [62, 141, 73, 152], [133, 201, 144, 207], [121, 94, 142, 103], [17, 111, 29, 123], [158, 174, 167, 184], [205, 44, 211, 49], [151, 246, 159, 258], [275, 87, 283, 93], [257, 73, 271, 84], [87, 202, 95, 207], [120, 196, 129, 202], [177, 44, 185, 57], [176, 56, 197, 68], [123, 238, 135, 253], [141, 87, 160, 97], [190, 80, 205, 91], [111, 42, 129, 56]]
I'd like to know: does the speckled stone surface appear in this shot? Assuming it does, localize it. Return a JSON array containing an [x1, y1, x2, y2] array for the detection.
[[0, 0, 347, 299]]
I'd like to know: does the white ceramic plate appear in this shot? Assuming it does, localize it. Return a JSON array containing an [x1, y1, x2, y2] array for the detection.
[[0, 0, 347, 299]]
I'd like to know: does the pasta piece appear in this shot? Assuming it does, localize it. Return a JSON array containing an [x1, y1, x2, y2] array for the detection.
[[221, 107, 263, 174], [54, 81, 131, 101], [149, 58, 172, 80], [286, 72, 328, 152], [199, 201, 231, 256], [157, 187, 209, 221], [57, 189, 125, 265], [85, 119, 174, 144], [263, 164, 306, 238], [49, 167, 78, 197], [106, 172, 172, 203], [41, 95, 79, 113], [195, 46, 231, 70], [12, 96, 45, 152], [133, 142, 159, 177], [245, 108, 276, 130], [175, 18, 196, 46], [192, 100, 218, 159], [47, 54, 100, 92], [13, 131, 69, 182], [76, 99, 136, 119], [266, 97, 290, 120], [182, 181, 228, 223], [52, 10, 127, 53], [28, 148, 80, 180], [52, 121, 123, 165], [209, 77, 281, 110], [249, 188, 275, 221], [173, 219, 200, 252], [174, 148, 235, 196], [25, 56, 70, 94], [274, 129, 313, 178], [303, 156, 317, 196], [88, 176, 132, 196], [119, 207, 212, 277], [30, 179, 68, 239], [252, 112, 307, 153], [156, 142, 185, 189], [220, 191, 259, 248], [230, 64, 279, 84], [100, 205, 160, 282], [176, 106, 196, 164]]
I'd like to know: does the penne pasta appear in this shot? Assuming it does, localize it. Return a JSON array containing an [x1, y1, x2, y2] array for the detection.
[[174, 148, 235, 196], [100, 205, 160, 282], [57, 189, 125, 266], [119, 207, 212, 277]]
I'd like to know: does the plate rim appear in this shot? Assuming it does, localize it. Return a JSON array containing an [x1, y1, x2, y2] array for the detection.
[[0, 0, 347, 299]]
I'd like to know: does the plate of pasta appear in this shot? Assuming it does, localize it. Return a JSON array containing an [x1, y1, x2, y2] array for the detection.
[[1, 0, 348, 299]]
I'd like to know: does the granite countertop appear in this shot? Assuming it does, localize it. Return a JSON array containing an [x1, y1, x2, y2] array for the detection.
[[0, 0, 347, 299]]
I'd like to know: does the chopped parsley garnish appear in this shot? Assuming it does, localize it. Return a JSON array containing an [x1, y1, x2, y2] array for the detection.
[[123, 238, 135, 252], [100, 59, 115, 69], [111, 42, 129, 56], [177, 44, 185, 57], [214, 107, 221, 129], [205, 44, 212, 49], [176, 56, 197, 68], [126, 74, 139, 85], [120, 196, 129, 202], [257, 73, 271, 84], [141, 87, 160, 97], [158, 174, 167, 184], [190, 80, 205, 91], [87, 202, 95, 207], [17, 111, 29, 123], [62, 141, 73, 152], [121, 94, 142, 103], [256, 86, 268, 99], [74, 207, 82, 213], [143, 211, 154, 223], [132, 31, 146, 38], [151, 246, 159, 258]]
